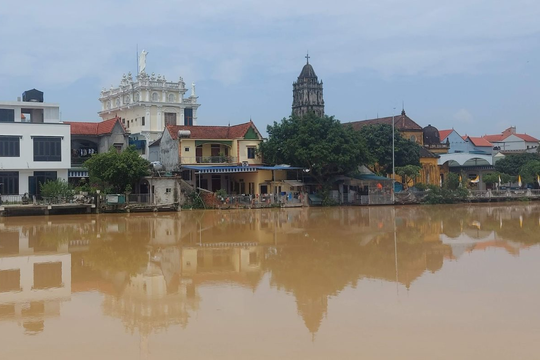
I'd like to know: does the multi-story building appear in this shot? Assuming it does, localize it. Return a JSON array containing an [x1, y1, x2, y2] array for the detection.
[[484, 126, 539, 152], [98, 66, 200, 158], [0, 89, 71, 198]]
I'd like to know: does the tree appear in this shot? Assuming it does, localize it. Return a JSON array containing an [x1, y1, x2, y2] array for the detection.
[[395, 165, 422, 187], [259, 113, 369, 184], [40, 179, 73, 199], [520, 160, 540, 186], [494, 153, 540, 176], [444, 172, 461, 190], [358, 124, 421, 175], [84, 146, 150, 193]]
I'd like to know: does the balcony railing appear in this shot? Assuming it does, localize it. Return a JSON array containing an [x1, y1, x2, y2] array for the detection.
[[181, 156, 237, 164]]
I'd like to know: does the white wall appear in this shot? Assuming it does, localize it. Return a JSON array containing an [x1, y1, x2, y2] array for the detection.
[[0, 123, 71, 171]]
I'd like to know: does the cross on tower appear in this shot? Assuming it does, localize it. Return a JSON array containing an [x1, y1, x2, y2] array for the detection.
[[305, 52, 310, 64]]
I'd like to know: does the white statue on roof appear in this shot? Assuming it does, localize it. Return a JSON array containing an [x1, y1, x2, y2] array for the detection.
[[139, 50, 148, 74]]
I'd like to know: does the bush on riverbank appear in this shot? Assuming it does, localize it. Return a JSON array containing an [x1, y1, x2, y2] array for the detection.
[[422, 185, 470, 204]]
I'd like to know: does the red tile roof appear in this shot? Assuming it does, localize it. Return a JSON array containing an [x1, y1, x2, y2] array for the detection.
[[345, 112, 423, 131], [483, 134, 506, 142], [65, 117, 124, 135], [465, 136, 492, 147], [438, 129, 453, 141], [515, 133, 539, 142], [483, 132, 538, 143], [167, 121, 261, 140]]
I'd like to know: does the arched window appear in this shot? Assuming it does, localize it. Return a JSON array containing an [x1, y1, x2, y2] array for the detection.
[[152, 92, 159, 102], [134, 92, 140, 102], [410, 135, 416, 142], [168, 93, 175, 102]]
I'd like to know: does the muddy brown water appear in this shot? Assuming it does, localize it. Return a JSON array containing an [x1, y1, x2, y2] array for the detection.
[[0, 204, 539, 359]]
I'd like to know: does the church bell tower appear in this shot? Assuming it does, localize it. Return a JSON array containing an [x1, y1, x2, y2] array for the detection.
[[292, 54, 325, 118]]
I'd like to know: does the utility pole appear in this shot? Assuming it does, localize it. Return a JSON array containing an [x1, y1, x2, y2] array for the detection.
[[392, 108, 396, 204]]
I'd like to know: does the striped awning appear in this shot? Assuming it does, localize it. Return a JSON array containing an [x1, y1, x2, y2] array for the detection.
[[181, 165, 257, 174], [69, 170, 89, 177]]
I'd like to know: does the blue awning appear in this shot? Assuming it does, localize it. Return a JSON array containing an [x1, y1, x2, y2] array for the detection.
[[181, 166, 258, 174]]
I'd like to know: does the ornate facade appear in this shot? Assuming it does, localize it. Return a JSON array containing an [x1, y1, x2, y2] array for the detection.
[[292, 55, 324, 118], [98, 54, 200, 157]]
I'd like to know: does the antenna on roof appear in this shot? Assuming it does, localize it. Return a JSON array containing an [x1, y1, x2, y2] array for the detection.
[[401, 100, 406, 116]]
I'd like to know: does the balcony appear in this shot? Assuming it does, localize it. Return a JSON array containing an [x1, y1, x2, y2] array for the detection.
[[181, 156, 237, 164]]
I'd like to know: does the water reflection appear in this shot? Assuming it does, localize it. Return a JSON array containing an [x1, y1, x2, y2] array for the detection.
[[0, 204, 539, 340]]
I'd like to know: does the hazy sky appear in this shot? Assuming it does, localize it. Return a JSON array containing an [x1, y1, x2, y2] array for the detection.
[[1, 0, 539, 137]]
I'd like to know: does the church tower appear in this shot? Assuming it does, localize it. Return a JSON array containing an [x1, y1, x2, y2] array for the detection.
[[292, 54, 324, 118]]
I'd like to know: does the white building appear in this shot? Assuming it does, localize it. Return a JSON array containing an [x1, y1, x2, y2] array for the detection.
[[0, 89, 71, 197], [484, 127, 539, 152], [98, 52, 200, 158]]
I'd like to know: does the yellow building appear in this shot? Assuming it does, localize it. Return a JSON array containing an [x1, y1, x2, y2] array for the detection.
[[151, 121, 305, 196]]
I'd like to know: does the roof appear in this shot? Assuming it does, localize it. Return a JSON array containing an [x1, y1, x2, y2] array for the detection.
[[345, 111, 423, 131], [515, 133, 539, 142], [438, 129, 454, 141], [419, 147, 440, 158], [463, 136, 492, 147], [166, 121, 261, 140], [483, 132, 538, 143], [299, 63, 317, 78], [65, 117, 124, 136]]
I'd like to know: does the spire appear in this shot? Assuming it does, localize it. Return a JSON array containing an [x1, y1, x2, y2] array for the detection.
[[401, 101, 406, 116], [305, 51, 310, 64]]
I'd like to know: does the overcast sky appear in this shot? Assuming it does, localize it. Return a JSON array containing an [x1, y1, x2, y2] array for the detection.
[[1, 0, 539, 137]]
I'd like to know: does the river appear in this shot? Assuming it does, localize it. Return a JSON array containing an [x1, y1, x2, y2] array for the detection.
[[0, 204, 539, 359]]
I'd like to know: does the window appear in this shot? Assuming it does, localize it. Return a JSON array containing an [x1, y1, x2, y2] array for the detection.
[[0, 172, 19, 195], [0, 109, 15, 123], [164, 112, 177, 126], [247, 147, 256, 159], [152, 92, 159, 101], [142, 116, 145, 126], [410, 135, 416, 142], [33, 137, 61, 162], [184, 108, 193, 126], [166, 188, 172, 193], [184, 147, 189, 152], [168, 93, 175, 102], [0, 136, 20, 157]]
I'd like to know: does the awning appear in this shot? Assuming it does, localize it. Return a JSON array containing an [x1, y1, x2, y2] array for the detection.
[[69, 170, 88, 177], [195, 140, 232, 147], [181, 165, 257, 174], [283, 180, 304, 187]]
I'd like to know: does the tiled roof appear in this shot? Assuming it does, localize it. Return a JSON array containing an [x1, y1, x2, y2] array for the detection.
[[345, 112, 423, 131], [438, 129, 454, 141], [419, 147, 439, 158], [465, 136, 492, 147], [483, 134, 506, 142], [167, 121, 261, 140], [65, 117, 124, 135], [515, 133, 539, 142], [484, 133, 538, 143]]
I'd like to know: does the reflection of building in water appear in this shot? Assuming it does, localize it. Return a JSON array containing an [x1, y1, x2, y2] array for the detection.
[[0, 225, 71, 335]]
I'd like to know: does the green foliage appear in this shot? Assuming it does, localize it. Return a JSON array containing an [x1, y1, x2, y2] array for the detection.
[[259, 113, 369, 183], [443, 172, 461, 190], [520, 160, 540, 185], [358, 124, 421, 175], [181, 191, 205, 209], [40, 179, 73, 199], [84, 146, 150, 193], [482, 173, 498, 186], [422, 186, 469, 204], [495, 153, 540, 176], [396, 165, 422, 185], [413, 183, 427, 191]]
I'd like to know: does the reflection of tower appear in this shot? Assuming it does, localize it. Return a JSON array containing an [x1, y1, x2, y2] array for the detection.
[[292, 54, 325, 118], [296, 294, 328, 336]]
